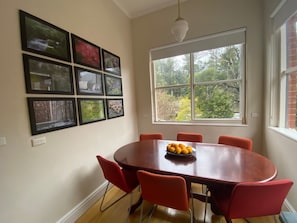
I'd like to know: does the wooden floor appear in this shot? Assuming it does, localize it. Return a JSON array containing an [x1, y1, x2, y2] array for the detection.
[[75, 184, 281, 223]]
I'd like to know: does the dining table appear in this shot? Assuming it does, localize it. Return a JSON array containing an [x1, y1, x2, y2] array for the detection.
[[113, 139, 277, 213]]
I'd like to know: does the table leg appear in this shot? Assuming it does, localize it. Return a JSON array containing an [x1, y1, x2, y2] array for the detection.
[[129, 195, 143, 214]]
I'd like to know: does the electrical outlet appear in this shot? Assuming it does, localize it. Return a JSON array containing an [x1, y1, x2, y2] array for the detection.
[[31, 137, 46, 147], [0, 137, 7, 146]]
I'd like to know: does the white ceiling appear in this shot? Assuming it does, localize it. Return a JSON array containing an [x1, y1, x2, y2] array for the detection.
[[112, 0, 183, 19]]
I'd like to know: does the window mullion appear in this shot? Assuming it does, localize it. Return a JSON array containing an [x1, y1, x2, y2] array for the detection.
[[190, 53, 195, 120]]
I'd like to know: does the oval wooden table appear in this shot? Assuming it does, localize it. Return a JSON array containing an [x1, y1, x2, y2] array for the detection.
[[114, 140, 277, 213]]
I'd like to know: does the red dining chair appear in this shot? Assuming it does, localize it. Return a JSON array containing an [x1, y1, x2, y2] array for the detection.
[[96, 155, 139, 213], [137, 170, 194, 223], [218, 135, 253, 151], [212, 179, 294, 223], [139, 133, 163, 141], [177, 132, 203, 142], [177, 132, 205, 206]]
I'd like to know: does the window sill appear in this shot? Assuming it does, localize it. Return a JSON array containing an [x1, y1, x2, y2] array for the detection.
[[153, 121, 248, 127], [269, 127, 297, 142]]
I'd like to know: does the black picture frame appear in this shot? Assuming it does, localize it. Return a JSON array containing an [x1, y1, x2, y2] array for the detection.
[[23, 54, 74, 94], [27, 97, 77, 135], [19, 10, 71, 62], [106, 98, 124, 119], [77, 98, 106, 125], [102, 49, 121, 76], [104, 74, 123, 96], [75, 67, 104, 95], [71, 34, 101, 70]]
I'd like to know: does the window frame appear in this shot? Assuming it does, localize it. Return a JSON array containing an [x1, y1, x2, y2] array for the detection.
[[150, 28, 247, 125], [269, 0, 297, 141]]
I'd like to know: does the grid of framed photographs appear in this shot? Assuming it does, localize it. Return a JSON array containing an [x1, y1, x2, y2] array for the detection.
[[19, 10, 124, 135]]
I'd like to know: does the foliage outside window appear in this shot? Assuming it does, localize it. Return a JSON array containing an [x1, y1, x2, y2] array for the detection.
[[151, 30, 246, 124]]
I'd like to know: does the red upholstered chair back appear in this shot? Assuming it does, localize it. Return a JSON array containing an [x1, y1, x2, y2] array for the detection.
[[137, 170, 190, 211], [139, 133, 163, 141], [96, 155, 138, 193], [214, 179, 293, 221], [218, 135, 253, 151], [177, 132, 203, 142]]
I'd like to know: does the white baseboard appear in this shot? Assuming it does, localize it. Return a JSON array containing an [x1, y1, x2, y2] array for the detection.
[[284, 198, 297, 212], [56, 181, 108, 223]]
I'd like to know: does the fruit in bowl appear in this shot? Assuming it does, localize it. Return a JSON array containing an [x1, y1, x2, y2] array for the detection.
[[167, 143, 193, 155]]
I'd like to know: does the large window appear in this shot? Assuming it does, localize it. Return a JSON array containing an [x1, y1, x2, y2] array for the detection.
[[279, 10, 297, 130], [151, 29, 246, 124]]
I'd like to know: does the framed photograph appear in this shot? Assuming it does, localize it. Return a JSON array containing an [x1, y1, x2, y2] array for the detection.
[[75, 67, 104, 95], [104, 74, 123, 96], [27, 97, 77, 135], [77, 98, 106, 125], [106, 99, 124, 119], [19, 10, 71, 62], [102, 49, 121, 76], [23, 54, 74, 94], [71, 34, 101, 70]]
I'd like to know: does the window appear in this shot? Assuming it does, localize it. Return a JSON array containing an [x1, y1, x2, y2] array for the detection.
[[279, 10, 297, 130], [150, 28, 246, 124]]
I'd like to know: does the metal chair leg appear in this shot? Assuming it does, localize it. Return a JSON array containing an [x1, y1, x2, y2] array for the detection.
[[189, 183, 196, 221], [100, 182, 129, 212], [189, 208, 193, 223], [138, 200, 144, 223], [203, 188, 209, 223], [125, 192, 134, 223]]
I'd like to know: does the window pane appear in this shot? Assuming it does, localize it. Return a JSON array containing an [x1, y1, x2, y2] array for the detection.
[[155, 87, 191, 121], [151, 29, 245, 124], [287, 72, 297, 129], [286, 13, 297, 69], [194, 45, 242, 83], [285, 11, 297, 129], [194, 82, 240, 119], [154, 55, 190, 87]]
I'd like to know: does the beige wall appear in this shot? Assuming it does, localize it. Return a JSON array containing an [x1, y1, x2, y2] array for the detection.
[[0, 0, 138, 222], [263, 0, 297, 210], [132, 0, 265, 151], [1, 0, 296, 222]]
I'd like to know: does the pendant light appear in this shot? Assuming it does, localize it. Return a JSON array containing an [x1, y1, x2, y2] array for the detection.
[[171, 0, 189, 42]]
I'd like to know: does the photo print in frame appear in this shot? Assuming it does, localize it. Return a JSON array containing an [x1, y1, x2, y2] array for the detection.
[[102, 49, 121, 76], [71, 34, 101, 70], [75, 67, 104, 95], [27, 97, 77, 135], [106, 98, 124, 119], [23, 54, 74, 94], [77, 98, 106, 125], [19, 10, 71, 61]]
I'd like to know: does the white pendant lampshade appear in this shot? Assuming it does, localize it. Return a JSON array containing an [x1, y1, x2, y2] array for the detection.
[[171, 0, 189, 42]]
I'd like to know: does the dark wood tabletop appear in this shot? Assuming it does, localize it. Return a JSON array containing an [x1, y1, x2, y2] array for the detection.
[[114, 140, 277, 186]]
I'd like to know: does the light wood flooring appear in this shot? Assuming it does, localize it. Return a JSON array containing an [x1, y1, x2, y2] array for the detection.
[[75, 184, 281, 223]]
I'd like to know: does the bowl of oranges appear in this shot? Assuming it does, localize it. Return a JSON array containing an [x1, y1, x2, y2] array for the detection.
[[166, 143, 194, 157]]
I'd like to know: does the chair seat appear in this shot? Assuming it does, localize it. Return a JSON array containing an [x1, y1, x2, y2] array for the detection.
[[212, 179, 293, 222], [137, 170, 193, 223]]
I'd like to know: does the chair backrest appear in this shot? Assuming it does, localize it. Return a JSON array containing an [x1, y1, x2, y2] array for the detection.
[[177, 132, 203, 142], [96, 155, 138, 193], [137, 170, 189, 211], [218, 135, 253, 151], [228, 179, 294, 219], [139, 133, 163, 141]]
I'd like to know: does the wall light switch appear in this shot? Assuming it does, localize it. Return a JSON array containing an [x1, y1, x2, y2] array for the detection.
[[0, 137, 7, 146], [31, 137, 46, 147]]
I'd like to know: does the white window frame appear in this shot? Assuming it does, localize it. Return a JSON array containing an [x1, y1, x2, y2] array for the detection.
[[269, 0, 297, 141], [150, 28, 247, 125]]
